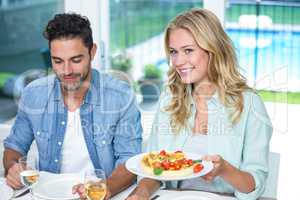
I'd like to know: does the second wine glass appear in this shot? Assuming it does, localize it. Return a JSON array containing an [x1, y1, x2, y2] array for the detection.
[[84, 169, 107, 200]]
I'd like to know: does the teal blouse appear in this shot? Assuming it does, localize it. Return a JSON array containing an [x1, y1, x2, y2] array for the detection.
[[146, 87, 273, 200]]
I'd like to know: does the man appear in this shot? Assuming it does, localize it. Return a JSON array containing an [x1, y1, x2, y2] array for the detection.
[[3, 13, 142, 198]]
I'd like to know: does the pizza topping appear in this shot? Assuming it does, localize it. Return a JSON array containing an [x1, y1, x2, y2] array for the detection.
[[143, 150, 204, 176], [159, 150, 167, 156], [193, 159, 202, 164], [193, 163, 204, 173], [153, 167, 163, 175], [153, 161, 162, 168], [174, 152, 184, 160], [174, 150, 183, 154], [169, 162, 175, 170], [161, 160, 170, 170], [187, 159, 193, 166], [174, 161, 181, 170]]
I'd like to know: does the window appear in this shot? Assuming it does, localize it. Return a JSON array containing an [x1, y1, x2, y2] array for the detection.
[[0, 0, 63, 123]]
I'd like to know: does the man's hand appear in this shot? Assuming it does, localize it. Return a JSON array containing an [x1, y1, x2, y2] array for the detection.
[[3, 148, 23, 189], [126, 194, 149, 200], [72, 164, 133, 199], [126, 194, 150, 200], [72, 184, 85, 199], [126, 178, 160, 200], [106, 164, 136, 197], [5, 162, 23, 189]]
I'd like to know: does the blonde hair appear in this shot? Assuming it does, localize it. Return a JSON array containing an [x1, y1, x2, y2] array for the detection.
[[164, 8, 251, 133]]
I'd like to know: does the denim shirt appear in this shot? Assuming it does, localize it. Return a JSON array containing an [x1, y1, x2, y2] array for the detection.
[[4, 69, 142, 177], [147, 87, 273, 200]]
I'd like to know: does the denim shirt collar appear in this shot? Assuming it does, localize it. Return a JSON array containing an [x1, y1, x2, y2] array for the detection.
[[53, 69, 101, 105]]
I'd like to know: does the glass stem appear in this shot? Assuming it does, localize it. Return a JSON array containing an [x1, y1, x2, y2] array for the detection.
[[29, 188, 34, 200]]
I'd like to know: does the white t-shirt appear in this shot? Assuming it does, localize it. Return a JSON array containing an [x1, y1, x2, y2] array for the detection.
[[60, 109, 94, 173]]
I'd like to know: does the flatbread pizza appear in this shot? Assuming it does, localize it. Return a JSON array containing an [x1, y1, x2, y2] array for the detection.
[[141, 150, 204, 177]]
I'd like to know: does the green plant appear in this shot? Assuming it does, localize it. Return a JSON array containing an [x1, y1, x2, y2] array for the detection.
[[0, 72, 15, 88], [111, 52, 133, 72], [144, 64, 162, 79], [132, 80, 140, 93]]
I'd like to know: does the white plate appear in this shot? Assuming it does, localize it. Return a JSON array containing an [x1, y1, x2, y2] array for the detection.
[[32, 171, 83, 200], [158, 190, 223, 200], [0, 178, 14, 200], [126, 152, 213, 181]]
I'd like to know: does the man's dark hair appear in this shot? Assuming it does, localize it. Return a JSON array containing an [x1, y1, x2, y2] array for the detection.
[[43, 13, 93, 51]]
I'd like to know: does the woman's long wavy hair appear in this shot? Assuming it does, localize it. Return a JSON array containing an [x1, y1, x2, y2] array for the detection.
[[164, 8, 251, 133]]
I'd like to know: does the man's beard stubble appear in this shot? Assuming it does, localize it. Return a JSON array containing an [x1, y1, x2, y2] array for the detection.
[[58, 66, 91, 92]]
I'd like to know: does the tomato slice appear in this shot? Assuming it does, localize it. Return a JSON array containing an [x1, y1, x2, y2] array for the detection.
[[183, 159, 189, 165], [169, 162, 175, 170], [162, 160, 170, 170], [177, 158, 185, 165], [174, 163, 181, 170], [159, 150, 167, 156], [193, 163, 204, 173], [153, 161, 162, 168], [173, 160, 182, 170], [187, 159, 193, 166]]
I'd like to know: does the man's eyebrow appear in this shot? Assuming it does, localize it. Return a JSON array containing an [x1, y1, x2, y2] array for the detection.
[[51, 56, 62, 60], [51, 55, 84, 60], [70, 54, 84, 59]]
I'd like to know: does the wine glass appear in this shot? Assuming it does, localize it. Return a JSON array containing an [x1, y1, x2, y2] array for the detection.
[[84, 169, 107, 200], [19, 156, 39, 199]]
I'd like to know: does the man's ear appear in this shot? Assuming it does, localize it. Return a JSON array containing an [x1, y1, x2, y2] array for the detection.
[[90, 43, 97, 60]]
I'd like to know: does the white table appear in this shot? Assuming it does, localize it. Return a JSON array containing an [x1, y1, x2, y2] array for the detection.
[[113, 188, 275, 200], [112, 187, 238, 200], [1, 177, 275, 200], [9, 189, 237, 200], [13, 187, 275, 200]]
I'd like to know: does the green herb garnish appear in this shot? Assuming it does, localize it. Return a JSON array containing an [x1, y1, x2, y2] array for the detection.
[[153, 168, 163, 175]]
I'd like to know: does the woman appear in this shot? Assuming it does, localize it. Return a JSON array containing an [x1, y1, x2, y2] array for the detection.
[[127, 8, 272, 200]]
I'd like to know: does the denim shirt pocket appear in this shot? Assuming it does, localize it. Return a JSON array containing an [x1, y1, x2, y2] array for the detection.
[[34, 130, 50, 160], [93, 132, 114, 149], [93, 131, 115, 173]]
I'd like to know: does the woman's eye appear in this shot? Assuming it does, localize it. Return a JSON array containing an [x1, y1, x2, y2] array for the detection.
[[184, 49, 193, 54], [169, 49, 176, 55]]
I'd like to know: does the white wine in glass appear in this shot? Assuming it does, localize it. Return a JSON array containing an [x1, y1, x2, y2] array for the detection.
[[19, 156, 39, 199], [20, 169, 39, 187], [84, 169, 107, 200], [85, 181, 107, 200]]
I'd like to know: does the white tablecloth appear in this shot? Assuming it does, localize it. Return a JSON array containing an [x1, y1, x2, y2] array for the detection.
[[10, 185, 238, 200], [2, 176, 273, 200]]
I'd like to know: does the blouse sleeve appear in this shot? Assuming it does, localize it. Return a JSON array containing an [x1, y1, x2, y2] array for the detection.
[[235, 93, 273, 199]]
